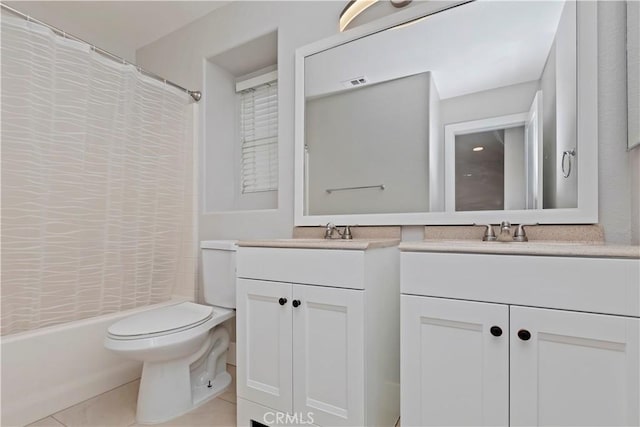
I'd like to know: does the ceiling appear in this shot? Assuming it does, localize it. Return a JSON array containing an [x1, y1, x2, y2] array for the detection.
[[3, 1, 231, 62]]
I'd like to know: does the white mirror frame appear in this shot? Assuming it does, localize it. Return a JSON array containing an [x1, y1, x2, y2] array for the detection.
[[294, 0, 598, 226], [628, 0, 640, 150]]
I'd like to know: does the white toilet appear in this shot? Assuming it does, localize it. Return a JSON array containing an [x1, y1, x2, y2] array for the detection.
[[104, 240, 237, 424]]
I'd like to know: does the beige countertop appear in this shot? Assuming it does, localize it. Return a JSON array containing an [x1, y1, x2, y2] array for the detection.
[[399, 240, 640, 259], [237, 238, 401, 250]]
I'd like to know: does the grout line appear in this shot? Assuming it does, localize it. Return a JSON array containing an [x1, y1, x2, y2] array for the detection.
[[44, 378, 141, 424], [50, 415, 68, 427], [217, 395, 238, 405]]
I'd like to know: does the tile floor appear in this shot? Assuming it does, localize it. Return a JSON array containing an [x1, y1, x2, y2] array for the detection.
[[26, 365, 401, 427], [26, 366, 237, 427]]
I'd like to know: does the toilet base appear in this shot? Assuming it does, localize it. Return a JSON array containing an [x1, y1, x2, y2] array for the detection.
[[192, 371, 231, 408], [135, 326, 231, 424]]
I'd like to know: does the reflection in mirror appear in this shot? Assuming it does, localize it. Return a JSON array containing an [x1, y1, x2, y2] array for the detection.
[[455, 129, 507, 212], [306, 72, 431, 215], [304, 0, 578, 216], [445, 97, 543, 212]]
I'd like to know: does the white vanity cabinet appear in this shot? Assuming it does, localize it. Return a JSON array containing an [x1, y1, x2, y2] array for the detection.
[[401, 296, 509, 426], [236, 244, 399, 427], [401, 249, 640, 427]]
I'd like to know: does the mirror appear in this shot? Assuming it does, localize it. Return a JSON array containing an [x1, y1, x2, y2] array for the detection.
[[295, 0, 598, 225]]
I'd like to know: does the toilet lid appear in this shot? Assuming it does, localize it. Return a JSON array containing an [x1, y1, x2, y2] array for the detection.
[[108, 302, 213, 338]]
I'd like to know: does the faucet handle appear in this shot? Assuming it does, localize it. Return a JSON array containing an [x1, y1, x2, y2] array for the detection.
[[324, 222, 336, 239], [474, 224, 497, 241], [513, 224, 529, 242], [341, 225, 353, 240]]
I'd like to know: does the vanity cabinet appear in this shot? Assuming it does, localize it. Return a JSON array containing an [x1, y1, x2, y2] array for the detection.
[[401, 250, 640, 427], [236, 245, 399, 427], [401, 296, 509, 426], [510, 306, 638, 427]]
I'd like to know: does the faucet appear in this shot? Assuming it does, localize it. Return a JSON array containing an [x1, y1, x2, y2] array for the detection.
[[497, 221, 512, 242], [475, 224, 497, 241], [324, 223, 338, 239], [513, 224, 528, 242], [476, 222, 529, 242], [324, 223, 353, 240]]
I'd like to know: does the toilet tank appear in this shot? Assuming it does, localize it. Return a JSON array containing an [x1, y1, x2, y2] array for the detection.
[[200, 240, 237, 309]]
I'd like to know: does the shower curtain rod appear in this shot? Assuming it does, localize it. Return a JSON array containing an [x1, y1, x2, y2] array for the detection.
[[0, 2, 202, 102]]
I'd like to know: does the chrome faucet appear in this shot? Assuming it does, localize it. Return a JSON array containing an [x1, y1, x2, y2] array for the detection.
[[497, 221, 512, 242], [476, 222, 529, 242], [513, 224, 528, 242], [324, 223, 338, 239], [474, 224, 497, 241], [324, 223, 353, 240]]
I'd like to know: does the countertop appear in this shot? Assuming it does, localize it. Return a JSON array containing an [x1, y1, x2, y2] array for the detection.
[[237, 238, 401, 250], [399, 240, 640, 259]]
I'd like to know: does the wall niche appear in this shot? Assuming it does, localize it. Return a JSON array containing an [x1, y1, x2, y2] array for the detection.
[[203, 30, 278, 213]]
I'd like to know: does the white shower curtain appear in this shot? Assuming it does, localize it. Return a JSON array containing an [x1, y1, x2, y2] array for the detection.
[[1, 14, 196, 335]]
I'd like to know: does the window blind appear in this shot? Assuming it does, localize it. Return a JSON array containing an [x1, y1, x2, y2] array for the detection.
[[240, 81, 278, 193]]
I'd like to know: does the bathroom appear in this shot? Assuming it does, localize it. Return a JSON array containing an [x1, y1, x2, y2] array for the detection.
[[1, 0, 639, 426]]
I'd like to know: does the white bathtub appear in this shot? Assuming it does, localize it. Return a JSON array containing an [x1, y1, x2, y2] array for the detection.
[[1, 298, 189, 426]]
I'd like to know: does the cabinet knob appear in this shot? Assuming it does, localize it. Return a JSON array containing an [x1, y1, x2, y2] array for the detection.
[[278, 298, 287, 306], [490, 326, 503, 337], [292, 300, 301, 308], [517, 329, 531, 341]]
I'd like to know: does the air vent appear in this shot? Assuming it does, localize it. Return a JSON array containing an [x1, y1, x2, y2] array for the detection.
[[341, 76, 368, 88]]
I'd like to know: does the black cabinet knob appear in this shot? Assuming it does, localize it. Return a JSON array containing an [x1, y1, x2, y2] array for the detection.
[[517, 329, 531, 341], [490, 326, 503, 337], [278, 298, 287, 306], [292, 300, 301, 308]]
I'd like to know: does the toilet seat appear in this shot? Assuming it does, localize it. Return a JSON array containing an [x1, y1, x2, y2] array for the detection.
[[107, 302, 213, 340], [104, 303, 234, 359]]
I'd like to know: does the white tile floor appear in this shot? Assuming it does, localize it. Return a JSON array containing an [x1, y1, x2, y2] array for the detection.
[[25, 365, 401, 427], [26, 366, 237, 427]]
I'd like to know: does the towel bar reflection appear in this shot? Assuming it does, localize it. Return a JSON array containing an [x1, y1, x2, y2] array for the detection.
[[326, 184, 385, 194]]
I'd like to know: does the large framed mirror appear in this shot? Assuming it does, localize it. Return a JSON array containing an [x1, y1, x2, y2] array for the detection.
[[294, 0, 598, 225]]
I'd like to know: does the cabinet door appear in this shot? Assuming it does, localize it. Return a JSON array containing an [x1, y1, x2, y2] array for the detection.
[[292, 284, 365, 427], [237, 279, 293, 412], [510, 306, 640, 426], [401, 295, 509, 426]]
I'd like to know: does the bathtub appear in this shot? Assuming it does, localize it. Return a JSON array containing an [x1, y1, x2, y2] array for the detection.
[[1, 298, 189, 426]]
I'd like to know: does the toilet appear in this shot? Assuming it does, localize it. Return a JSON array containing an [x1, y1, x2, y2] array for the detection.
[[104, 240, 237, 424]]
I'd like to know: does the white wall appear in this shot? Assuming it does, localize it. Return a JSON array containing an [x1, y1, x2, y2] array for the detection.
[[631, 148, 640, 245], [598, 1, 634, 244], [3, 1, 232, 64], [429, 77, 444, 211], [440, 80, 539, 128], [137, 0, 639, 244], [538, 1, 578, 210], [137, 1, 343, 241], [203, 61, 238, 213], [541, 41, 558, 208], [504, 126, 526, 210]]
